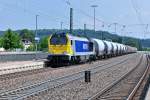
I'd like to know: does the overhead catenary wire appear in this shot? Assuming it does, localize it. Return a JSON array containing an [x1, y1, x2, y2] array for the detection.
[[129, 0, 149, 38], [5, 0, 147, 34], [60, 0, 141, 33], [0, 0, 149, 37], [0, 0, 71, 29], [130, 0, 144, 24]]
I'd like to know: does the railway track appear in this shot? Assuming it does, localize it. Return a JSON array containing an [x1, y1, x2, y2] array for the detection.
[[127, 54, 150, 100], [0, 54, 135, 94], [0, 54, 135, 99], [0, 54, 132, 81], [87, 54, 149, 100]]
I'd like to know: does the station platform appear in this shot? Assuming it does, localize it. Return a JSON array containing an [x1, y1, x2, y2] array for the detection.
[[0, 61, 44, 75]]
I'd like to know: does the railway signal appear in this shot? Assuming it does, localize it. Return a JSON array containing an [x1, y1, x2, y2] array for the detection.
[[85, 71, 91, 83]]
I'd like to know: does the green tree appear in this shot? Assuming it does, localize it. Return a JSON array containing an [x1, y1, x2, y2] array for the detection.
[[26, 44, 35, 51], [13, 33, 24, 49], [0, 37, 3, 47], [20, 29, 35, 42], [2, 29, 23, 50], [39, 36, 48, 51]]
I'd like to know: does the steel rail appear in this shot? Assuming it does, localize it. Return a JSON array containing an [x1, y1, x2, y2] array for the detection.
[[0, 54, 134, 82], [87, 54, 143, 100], [0, 54, 131, 78], [0, 54, 135, 100], [127, 55, 149, 100]]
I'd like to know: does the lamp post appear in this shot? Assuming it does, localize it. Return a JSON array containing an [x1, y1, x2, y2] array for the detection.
[[84, 24, 87, 37], [70, 8, 73, 35], [61, 22, 63, 30], [113, 22, 118, 34], [122, 25, 126, 44], [91, 5, 98, 33], [35, 15, 39, 52]]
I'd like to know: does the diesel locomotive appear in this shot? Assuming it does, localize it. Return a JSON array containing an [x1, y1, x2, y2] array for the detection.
[[47, 32, 137, 65]]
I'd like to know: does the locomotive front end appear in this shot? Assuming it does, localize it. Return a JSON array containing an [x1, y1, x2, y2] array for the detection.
[[47, 33, 73, 64]]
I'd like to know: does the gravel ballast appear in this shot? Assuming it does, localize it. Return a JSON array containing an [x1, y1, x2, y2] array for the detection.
[[0, 53, 138, 96], [30, 53, 142, 100]]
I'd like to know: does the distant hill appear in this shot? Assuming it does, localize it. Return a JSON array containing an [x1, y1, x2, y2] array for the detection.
[[0, 31, 4, 36], [35, 29, 123, 42], [0, 29, 149, 49], [141, 39, 150, 48], [33, 29, 143, 50], [36, 29, 150, 49]]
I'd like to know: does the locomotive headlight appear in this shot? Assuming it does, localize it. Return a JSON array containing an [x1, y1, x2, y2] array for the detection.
[[63, 51, 67, 54]]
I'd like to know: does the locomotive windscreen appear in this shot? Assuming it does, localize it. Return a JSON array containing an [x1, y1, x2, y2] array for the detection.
[[50, 34, 67, 45]]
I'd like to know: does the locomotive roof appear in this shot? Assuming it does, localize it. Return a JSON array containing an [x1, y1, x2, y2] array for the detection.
[[50, 33, 135, 49], [67, 34, 91, 41]]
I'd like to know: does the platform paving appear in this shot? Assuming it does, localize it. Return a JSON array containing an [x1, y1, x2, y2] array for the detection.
[[0, 61, 44, 75]]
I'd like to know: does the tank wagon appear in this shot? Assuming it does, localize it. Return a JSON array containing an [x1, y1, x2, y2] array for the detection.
[[47, 33, 137, 65]]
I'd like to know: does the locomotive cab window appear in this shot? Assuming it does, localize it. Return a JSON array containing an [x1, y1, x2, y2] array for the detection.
[[50, 34, 67, 45], [71, 40, 73, 45]]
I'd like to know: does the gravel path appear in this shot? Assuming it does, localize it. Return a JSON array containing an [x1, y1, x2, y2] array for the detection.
[[0, 54, 136, 94], [30, 53, 142, 100]]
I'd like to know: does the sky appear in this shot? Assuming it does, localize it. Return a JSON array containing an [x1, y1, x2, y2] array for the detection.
[[0, 0, 150, 39]]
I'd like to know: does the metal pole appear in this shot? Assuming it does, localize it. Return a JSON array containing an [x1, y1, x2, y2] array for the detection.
[[145, 24, 149, 39], [91, 5, 98, 33], [114, 23, 117, 34], [61, 22, 63, 30], [102, 32, 103, 40], [122, 25, 126, 44], [84, 24, 86, 36], [35, 15, 38, 52], [70, 8, 73, 35], [93, 6, 96, 32]]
